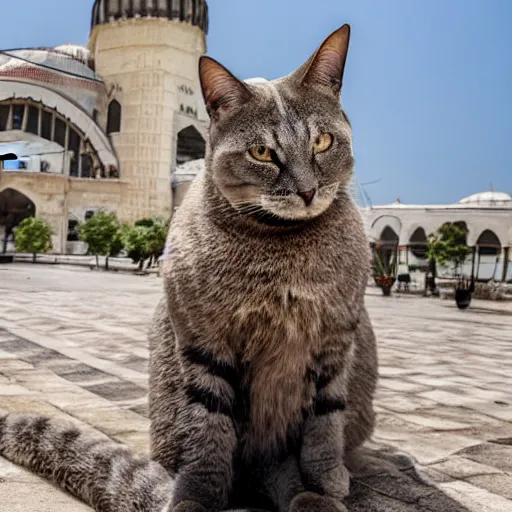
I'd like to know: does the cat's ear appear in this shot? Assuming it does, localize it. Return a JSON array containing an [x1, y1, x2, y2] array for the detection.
[[296, 24, 351, 97], [199, 56, 252, 119]]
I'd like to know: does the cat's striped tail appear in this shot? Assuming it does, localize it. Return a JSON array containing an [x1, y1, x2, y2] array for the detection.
[[0, 413, 175, 512]]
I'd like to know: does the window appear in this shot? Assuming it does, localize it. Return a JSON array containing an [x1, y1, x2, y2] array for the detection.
[[41, 110, 53, 140], [0, 105, 9, 131], [68, 128, 81, 177], [54, 117, 66, 146], [85, 210, 95, 221], [12, 105, 24, 130], [26, 105, 39, 135], [81, 154, 93, 178], [106, 100, 121, 134], [67, 219, 80, 241]]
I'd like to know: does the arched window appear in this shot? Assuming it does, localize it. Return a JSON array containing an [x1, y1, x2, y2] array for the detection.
[[107, 99, 122, 134], [176, 125, 205, 165]]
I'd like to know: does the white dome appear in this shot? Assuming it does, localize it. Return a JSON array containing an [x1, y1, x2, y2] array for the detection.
[[244, 77, 269, 85], [459, 190, 512, 206], [0, 48, 98, 81], [54, 44, 91, 63]]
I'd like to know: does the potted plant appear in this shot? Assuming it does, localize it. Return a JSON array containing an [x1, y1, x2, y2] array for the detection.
[[427, 223, 473, 306], [372, 243, 398, 297], [454, 276, 475, 309]]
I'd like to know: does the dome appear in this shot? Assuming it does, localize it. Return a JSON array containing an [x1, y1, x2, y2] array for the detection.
[[0, 48, 99, 82], [244, 77, 269, 85], [91, 0, 209, 33], [54, 44, 91, 64], [459, 190, 512, 206]]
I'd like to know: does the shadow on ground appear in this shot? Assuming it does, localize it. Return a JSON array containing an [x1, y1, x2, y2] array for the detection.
[[344, 447, 470, 511], [227, 447, 470, 512]]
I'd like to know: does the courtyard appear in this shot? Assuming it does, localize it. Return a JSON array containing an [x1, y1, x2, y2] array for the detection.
[[0, 263, 511, 511]]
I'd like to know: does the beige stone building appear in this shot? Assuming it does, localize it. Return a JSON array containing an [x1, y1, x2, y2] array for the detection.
[[361, 190, 512, 283], [0, 0, 209, 254]]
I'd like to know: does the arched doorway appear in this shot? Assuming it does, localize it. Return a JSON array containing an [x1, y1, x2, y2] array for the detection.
[[176, 125, 205, 166], [476, 229, 502, 281], [409, 227, 428, 260], [379, 225, 399, 263], [0, 188, 36, 253]]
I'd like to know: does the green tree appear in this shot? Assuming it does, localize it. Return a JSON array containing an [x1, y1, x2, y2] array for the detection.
[[427, 222, 472, 279], [142, 217, 168, 268], [123, 217, 169, 271], [78, 210, 124, 270], [122, 224, 152, 271], [14, 217, 53, 263]]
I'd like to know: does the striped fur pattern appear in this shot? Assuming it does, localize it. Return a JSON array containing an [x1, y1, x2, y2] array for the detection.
[[0, 25, 378, 512], [0, 413, 175, 512]]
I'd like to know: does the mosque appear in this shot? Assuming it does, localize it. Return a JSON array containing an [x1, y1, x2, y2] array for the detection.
[[361, 190, 512, 283], [0, 0, 209, 254], [1, 0, 510, 284]]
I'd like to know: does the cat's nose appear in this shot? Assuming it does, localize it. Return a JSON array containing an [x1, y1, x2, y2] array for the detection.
[[297, 189, 316, 206]]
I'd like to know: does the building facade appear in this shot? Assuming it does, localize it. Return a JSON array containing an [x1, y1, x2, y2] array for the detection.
[[0, 0, 209, 254], [362, 191, 512, 282]]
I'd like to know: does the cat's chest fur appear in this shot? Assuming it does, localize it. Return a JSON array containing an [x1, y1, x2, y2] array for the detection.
[[163, 176, 369, 455]]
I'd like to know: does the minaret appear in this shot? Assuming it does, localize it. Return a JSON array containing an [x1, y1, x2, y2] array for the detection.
[[88, 0, 209, 223]]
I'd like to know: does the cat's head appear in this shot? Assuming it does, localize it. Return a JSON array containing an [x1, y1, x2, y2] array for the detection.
[[199, 25, 354, 226]]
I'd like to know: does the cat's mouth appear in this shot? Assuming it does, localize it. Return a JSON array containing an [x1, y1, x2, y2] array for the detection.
[[234, 204, 312, 227]]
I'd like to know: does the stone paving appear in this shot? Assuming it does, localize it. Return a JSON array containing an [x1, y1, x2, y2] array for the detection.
[[0, 263, 511, 512]]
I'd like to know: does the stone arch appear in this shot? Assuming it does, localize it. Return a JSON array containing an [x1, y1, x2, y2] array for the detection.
[[409, 227, 428, 259], [476, 229, 501, 256], [176, 125, 205, 166], [376, 225, 399, 269], [0, 187, 36, 253], [379, 226, 399, 246], [107, 99, 122, 134], [370, 214, 402, 244], [452, 221, 469, 245], [0, 82, 119, 169]]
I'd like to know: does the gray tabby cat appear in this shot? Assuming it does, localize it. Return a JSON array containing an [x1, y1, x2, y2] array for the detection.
[[0, 24, 378, 512]]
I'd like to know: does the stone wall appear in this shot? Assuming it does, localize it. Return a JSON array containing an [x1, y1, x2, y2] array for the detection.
[[0, 171, 126, 253], [90, 18, 209, 224]]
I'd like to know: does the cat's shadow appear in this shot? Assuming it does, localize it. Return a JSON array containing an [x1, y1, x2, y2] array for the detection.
[[226, 447, 471, 512]]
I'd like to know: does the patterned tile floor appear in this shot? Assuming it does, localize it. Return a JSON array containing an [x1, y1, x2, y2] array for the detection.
[[0, 263, 511, 511]]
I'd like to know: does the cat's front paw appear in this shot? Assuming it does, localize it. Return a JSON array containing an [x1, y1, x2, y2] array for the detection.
[[300, 460, 350, 502], [289, 492, 347, 512], [172, 500, 207, 512]]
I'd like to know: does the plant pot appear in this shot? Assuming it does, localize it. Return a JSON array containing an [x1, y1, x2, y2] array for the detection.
[[381, 285, 392, 297], [455, 288, 472, 310], [374, 277, 396, 296]]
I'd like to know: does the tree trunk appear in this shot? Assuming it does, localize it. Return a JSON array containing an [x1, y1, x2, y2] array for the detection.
[[32, 253, 37, 263], [95, 254, 99, 268], [105, 256, 109, 271], [146, 255, 153, 269], [138, 259, 144, 271]]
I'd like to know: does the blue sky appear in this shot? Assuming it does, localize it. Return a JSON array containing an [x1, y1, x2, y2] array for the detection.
[[2, 0, 511, 205]]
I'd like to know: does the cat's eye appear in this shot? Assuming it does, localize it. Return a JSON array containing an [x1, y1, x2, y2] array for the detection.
[[249, 145, 273, 162], [313, 133, 333, 154]]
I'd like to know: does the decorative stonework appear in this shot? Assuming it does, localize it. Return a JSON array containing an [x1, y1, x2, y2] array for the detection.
[[91, 0, 209, 34]]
